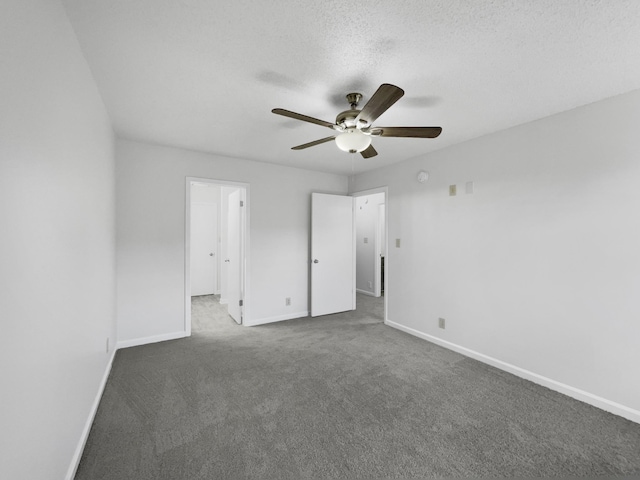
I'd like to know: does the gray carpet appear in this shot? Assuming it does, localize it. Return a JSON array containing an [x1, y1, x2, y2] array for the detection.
[[75, 294, 640, 479]]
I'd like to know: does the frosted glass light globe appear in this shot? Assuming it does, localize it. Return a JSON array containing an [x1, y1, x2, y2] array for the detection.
[[335, 128, 371, 153]]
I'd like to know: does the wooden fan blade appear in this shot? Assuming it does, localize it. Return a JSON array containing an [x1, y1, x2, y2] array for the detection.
[[291, 136, 336, 150], [370, 126, 442, 138], [272, 108, 335, 129], [360, 144, 377, 158], [355, 84, 404, 126]]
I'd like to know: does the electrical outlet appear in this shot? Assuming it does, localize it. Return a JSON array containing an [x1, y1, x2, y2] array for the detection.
[[368, 281, 373, 289], [285, 297, 291, 306], [449, 185, 457, 196], [364, 237, 368, 244], [438, 318, 446, 329], [106, 337, 109, 353], [395, 238, 401, 248]]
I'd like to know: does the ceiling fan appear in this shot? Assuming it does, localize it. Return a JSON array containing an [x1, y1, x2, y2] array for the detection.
[[272, 83, 442, 158]]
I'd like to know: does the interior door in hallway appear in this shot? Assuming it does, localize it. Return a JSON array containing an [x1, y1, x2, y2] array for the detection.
[[226, 189, 242, 324], [311, 193, 355, 317], [190, 203, 218, 296]]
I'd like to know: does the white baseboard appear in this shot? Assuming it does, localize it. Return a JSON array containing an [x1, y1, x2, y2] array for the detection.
[[65, 348, 116, 480], [385, 319, 640, 425], [116, 331, 188, 349], [356, 288, 377, 297], [66, 329, 188, 478], [244, 311, 308, 327]]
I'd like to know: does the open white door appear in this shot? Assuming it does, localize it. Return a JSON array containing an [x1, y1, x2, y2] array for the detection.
[[226, 189, 242, 324], [190, 203, 218, 296], [311, 193, 355, 317]]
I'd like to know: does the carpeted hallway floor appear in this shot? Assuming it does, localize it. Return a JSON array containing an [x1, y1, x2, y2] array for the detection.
[[75, 294, 640, 479]]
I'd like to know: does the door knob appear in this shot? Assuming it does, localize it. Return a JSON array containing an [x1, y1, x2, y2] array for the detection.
[[313, 259, 319, 263], [209, 253, 214, 256]]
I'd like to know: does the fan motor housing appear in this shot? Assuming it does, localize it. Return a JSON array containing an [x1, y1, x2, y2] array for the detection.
[[336, 109, 360, 128]]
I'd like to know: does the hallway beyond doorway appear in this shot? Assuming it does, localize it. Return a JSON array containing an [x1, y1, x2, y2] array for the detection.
[[353, 292, 384, 323], [191, 295, 238, 334]]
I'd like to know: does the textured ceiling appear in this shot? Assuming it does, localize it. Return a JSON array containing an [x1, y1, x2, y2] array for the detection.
[[61, 0, 640, 175]]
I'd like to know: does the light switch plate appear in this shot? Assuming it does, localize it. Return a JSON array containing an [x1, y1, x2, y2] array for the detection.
[[466, 181, 474, 194], [449, 185, 457, 196], [395, 238, 401, 248]]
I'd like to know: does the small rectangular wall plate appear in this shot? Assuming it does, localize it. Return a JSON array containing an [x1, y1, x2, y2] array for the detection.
[[449, 185, 457, 196], [465, 181, 474, 194], [438, 318, 446, 329], [395, 238, 401, 248]]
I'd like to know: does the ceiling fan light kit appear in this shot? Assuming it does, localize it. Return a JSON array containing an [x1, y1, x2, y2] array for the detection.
[[272, 83, 442, 159], [335, 128, 371, 153]]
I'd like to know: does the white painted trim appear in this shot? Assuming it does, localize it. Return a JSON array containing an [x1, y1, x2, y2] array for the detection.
[[244, 311, 308, 327], [351, 186, 388, 198], [356, 288, 377, 297], [65, 349, 116, 480], [385, 319, 640, 424], [116, 331, 187, 349], [352, 197, 357, 311], [185, 181, 192, 336]]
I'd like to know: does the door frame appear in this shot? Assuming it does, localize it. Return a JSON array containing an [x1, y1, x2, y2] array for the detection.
[[351, 186, 388, 323], [185, 177, 250, 334]]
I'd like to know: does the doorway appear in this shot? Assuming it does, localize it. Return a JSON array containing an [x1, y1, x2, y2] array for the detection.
[[185, 178, 249, 334], [309, 189, 387, 321], [352, 188, 387, 322]]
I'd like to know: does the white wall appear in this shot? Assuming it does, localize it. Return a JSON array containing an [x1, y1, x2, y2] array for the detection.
[[0, 0, 116, 478], [350, 89, 640, 421], [116, 139, 348, 340], [355, 193, 385, 295]]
